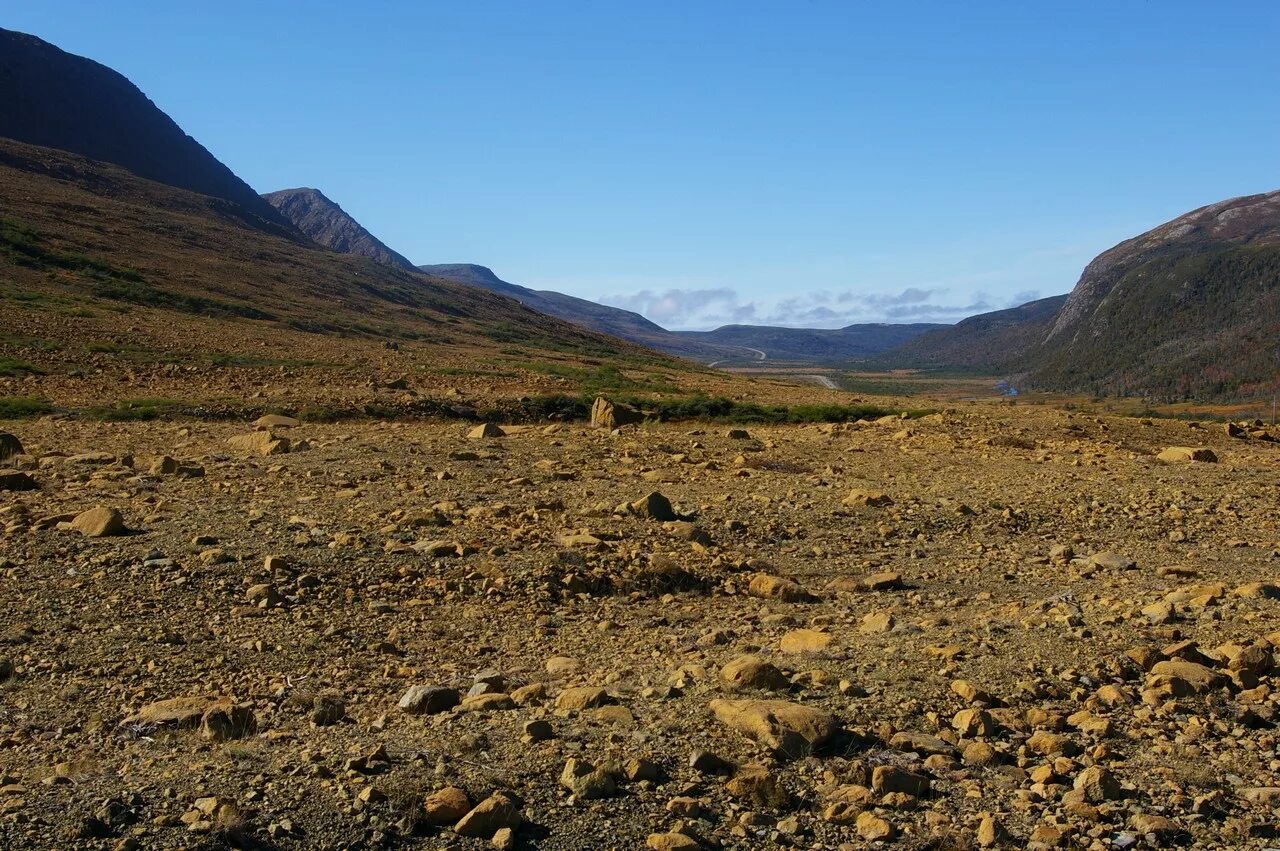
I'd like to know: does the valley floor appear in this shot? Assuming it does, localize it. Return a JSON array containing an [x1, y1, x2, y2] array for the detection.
[[1, 404, 1279, 849]]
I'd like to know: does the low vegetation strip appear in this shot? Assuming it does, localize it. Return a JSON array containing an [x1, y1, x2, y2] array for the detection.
[[0, 393, 932, 425]]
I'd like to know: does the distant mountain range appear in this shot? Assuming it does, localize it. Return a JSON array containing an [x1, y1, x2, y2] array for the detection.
[[249, 179, 949, 363], [416, 264, 943, 363], [273, 178, 1280, 400], [4, 25, 1277, 402]]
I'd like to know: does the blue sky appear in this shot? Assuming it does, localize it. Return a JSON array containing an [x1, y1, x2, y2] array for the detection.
[[4, 1, 1278, 329]]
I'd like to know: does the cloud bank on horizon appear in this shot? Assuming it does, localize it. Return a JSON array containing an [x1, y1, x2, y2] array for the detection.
[[597, 286, 1044, 331]]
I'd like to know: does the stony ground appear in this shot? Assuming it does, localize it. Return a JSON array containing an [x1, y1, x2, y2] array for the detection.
[[2, 403, 1279, 850]]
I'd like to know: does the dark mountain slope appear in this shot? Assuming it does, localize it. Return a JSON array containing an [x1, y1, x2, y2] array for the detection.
[[0, 27, 291, 233], [263, 188, 416, 271], [874, 294, 1067, 370], [0, 138, 655, 363], [1030, 190, 1280, 399]]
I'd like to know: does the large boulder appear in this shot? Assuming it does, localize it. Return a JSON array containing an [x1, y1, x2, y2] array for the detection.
[[590, 396, 642, 429]]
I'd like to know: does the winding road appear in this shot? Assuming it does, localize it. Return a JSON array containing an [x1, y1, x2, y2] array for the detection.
[[797, 374, 839, 389], [707, 347, 767, 368]]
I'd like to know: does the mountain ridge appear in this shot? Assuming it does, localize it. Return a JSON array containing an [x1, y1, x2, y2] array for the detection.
[[263, 188, 416, 271], [0, 27, 292, 234]]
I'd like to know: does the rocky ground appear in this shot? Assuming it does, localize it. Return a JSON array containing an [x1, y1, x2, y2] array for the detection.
[[1, 403, 1279, 850]]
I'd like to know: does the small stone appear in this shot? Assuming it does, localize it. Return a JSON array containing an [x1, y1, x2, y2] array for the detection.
[[872, 765, 929, 796], [468, 423, 505, 439], [779, 628, 833, 653], [631, 491, 678, 521], [860, 611, 895, 634], [522, 719, 554, 742], [856, 810, 894, 841], [719, 655, 790, 691], [454, 794, 520, 838], [71, 507, 127, 537], [646, 833, 700, 850], [748, 572, 816, 603], [555, 686, 615, 711], [398, 685, 460, 715], [1074, 765, 1122, 802], [559, 758, 616, 799], [1157, 446, 1217, 463], [423, 787, 471, 826]]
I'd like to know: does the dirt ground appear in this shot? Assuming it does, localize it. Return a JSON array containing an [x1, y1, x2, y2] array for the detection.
[[2, 402, 1279, 850]]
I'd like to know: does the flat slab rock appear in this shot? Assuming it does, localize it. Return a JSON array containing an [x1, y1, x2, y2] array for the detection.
[[708, 698, 838, 759]]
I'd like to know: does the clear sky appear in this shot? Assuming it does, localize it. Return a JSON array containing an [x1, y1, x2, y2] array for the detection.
[[3, 1, 1278, 330]]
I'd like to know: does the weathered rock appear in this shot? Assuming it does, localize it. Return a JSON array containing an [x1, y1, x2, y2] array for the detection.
[[708, 698, 838, 759], [590, 396, 642, 429], [779, 628, 832, 654], [559, 758, 616, 799], [747, 573, 816, 603], [843, 489, 893, 508], [554, 686, 615, 711], [71, 506, 127, 537], [422, 787, 471, 826], [454, 794, 520, 838], [1157, 446, 1217, 463], [646, 833, 700, 850], [468, 423, 505, 439], [719, 655, 790, 692], [1074, 765, 1123, 802], [227, 430, 290, 456], [631, 491, 678, 521], [0, 469, 36, 491], [725, 763, 791, 808], [0, 432, 23, 462], [398, 685, 460, 715]]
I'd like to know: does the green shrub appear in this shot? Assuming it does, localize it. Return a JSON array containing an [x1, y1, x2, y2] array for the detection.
[[0, 396, 53, 419]]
